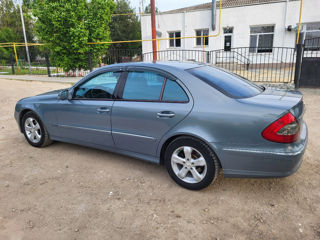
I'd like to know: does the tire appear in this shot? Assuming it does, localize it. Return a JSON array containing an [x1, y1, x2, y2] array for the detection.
[[22, 111, 52, 148], [164, 136, 220, 190]]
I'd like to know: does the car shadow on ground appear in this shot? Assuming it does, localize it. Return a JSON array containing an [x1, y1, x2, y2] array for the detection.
[[42, 140, 295, 195]]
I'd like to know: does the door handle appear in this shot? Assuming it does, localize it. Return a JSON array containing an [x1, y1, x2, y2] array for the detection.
[[96, 107, 110, 113], [157, 111, 175, 118]]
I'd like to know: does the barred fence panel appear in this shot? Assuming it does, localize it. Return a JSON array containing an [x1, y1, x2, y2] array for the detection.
[[1, 46, 297, 84], [143, 50, 207, 63], [209, 47, 296, 83], [103, 49, 142, 65], [142, 47, 296, 83], [0, 46, 63, 75]]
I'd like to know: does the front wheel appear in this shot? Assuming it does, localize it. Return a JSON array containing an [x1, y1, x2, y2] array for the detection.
[[22, 112, 52, 148], [165, 137, 220, 190]]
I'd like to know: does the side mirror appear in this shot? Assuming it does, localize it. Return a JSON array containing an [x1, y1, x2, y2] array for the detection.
[[67, 89, 73, 100], [58, 89, 69, 100]]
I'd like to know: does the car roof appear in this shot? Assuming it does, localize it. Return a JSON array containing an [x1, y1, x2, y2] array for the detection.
[[100, 61, 206, 71]]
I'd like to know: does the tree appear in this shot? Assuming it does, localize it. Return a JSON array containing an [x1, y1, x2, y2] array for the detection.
[[0, 27, 15, 63], [33, 0, 115, 71], [0, 0, 35, 63], [109, 0, 141, 50], [0, 27, 15, 43], [0, 0, 35, 43], [23, 0, 35, 9]]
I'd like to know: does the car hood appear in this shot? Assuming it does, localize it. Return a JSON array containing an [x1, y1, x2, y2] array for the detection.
[[238, 87, 303, 115], [37, 89, 66, 96], [18, 88, 66, 103]]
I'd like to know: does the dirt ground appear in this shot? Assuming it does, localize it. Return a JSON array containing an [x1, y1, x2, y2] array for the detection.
[[0, 79, 319, 240]]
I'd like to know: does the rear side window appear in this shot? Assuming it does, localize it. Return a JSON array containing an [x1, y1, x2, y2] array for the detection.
[[162, 79, 188, 102], [123, 71, 164, 100], [187, 66, 263, 98]]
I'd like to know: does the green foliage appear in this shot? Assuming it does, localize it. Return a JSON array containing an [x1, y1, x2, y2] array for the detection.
[[87, 0, 115, 66], [0, 27, 15, 61], [33, 0, 115, 71], [0, 0, 35, 63], [0, 27, 15, 43], [23, 0, 35, 9], [0, 0, 34, 42], [109, 0, 141, 50]]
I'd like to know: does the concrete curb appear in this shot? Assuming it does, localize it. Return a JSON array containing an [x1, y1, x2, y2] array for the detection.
[[0, 75, 81, 84]]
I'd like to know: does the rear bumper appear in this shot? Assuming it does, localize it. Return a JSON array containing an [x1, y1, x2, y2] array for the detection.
[[212, 121, 308, 178]]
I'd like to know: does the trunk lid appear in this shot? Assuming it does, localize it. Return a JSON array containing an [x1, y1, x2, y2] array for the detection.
[[238, 87, 304, 119]]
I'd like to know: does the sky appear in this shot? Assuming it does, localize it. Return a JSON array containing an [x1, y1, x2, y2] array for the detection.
[[129, 0, 210, 12]]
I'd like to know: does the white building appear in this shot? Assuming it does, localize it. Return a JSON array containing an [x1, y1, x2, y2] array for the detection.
[[140, 0, 320, 55]]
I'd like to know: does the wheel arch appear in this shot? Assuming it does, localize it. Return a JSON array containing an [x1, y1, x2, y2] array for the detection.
[[19, 109, 44, 132], [19, 109, 33, 132], [159, 133, 221, 167]]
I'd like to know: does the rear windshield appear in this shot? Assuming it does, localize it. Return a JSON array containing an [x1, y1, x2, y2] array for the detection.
[[187, 66, 263, 98]]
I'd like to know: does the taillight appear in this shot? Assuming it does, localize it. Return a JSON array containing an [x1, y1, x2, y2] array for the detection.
[[262, 112, 300, 143]]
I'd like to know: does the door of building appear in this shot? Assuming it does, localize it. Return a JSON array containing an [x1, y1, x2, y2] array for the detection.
[[300, 37, 320, 87], [224, 35, 232, 51]]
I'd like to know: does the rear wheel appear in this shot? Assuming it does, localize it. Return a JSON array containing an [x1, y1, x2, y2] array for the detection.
[[22, 112, 52, 147], [164, 136, 220, 190]]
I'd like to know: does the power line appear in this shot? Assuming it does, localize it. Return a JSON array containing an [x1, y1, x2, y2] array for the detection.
[[112, 12, 144, 16]]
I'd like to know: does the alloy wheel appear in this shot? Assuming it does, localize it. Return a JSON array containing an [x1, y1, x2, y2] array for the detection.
[[24, 117, 42, 143], [171, 146, 207, 184]]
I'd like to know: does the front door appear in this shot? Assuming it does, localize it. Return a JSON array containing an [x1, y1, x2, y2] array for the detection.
[[56, 71, 122, 147], [111, 69, 193, 156]]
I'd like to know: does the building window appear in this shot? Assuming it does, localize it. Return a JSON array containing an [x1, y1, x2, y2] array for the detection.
[[223, 27, 233, 34], [298, 22, 320, 50], [195, 29, 209, 46], [168, 31, 181, 48], [249, 25, 274, 53]]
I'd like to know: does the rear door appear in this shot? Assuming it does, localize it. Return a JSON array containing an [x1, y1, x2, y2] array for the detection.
[[111, 67, 193, 156]]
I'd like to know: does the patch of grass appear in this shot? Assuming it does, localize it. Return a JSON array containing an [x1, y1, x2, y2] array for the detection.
[[0, 66, 62, 75]]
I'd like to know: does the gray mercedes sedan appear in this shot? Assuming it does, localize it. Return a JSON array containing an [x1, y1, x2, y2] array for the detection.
[[14, 62, 308, 190]]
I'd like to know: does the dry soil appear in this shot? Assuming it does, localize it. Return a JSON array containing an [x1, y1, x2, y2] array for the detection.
[[0, 79, 319, 240]]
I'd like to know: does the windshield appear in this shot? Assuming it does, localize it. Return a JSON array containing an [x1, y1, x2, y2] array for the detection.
[[187, 66, 263, 98]]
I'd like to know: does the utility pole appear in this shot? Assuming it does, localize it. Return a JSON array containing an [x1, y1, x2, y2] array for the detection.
[[150, 0, 157, 61], [141, 0, 144, 13], [19, 2, 32, 74]]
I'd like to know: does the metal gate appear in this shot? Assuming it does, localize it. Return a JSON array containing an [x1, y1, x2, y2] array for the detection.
[[299, 37, 320, 87]]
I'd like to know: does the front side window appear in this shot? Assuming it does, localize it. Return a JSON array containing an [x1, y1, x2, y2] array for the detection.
[[74, 71, 121, 99], [249, 25, 274, 53], [123, 71, 164, 100], [187, 66, 263, 99], [195, 29, 209, 46], [168, 31, 181, 47]]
